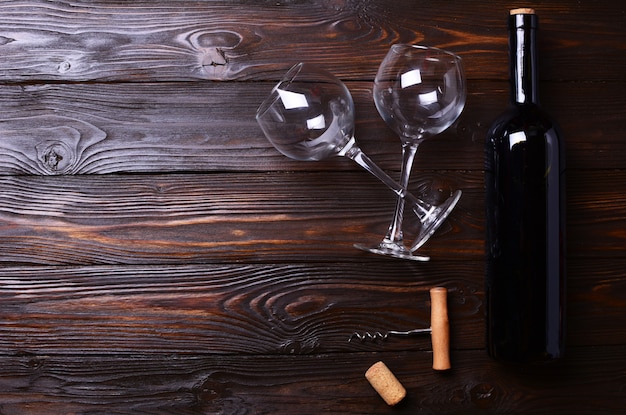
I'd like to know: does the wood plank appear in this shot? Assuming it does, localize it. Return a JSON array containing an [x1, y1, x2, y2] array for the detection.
[[0, 348, 624, 414], [0, 170, 624, 265], [0, 1, 622, 82], [0, 81, 623, 174], [0, 258, 623, 355], [0, 171, 481, 264], [0, 262, 484, 354]]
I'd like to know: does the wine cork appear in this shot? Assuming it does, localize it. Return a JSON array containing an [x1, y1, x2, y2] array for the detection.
[[430, 287, 451, 370], [365, 361, 406, 406], [510, 8, 535, 15]]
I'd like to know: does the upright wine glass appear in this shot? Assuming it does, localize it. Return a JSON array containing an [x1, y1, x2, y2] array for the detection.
[[256, 62, 457, 259], [356, 45, 466, 260]]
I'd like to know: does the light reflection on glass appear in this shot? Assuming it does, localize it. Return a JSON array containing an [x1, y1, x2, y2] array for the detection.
[[419, 90, 439, 105], [509, 131, 527, 149], [400, 69, 422, 88], [307, 114, 326, 130], [277, 89, 308, 110]]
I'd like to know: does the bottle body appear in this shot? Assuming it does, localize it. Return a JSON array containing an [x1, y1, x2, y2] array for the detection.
[[484, 9, 566, 363], [485, 104, 566, 362]]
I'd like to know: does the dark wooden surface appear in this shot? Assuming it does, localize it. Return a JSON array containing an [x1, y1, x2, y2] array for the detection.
[[0, 1, 624, 413]]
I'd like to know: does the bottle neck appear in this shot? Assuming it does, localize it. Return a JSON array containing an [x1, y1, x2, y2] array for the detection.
[[509, 12, 538, 105]]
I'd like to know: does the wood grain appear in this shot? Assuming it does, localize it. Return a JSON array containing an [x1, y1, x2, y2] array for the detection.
[[0, 170, 624, 265], [0, 171, 482, 264], [0, 259, 624, 357], [0, 1, 622, 82], [0, 262, 483, 355], [0, 348, 624, 414], [0, 81, 623, 174]]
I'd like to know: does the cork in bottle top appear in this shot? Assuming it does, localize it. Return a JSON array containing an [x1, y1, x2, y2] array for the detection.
[[510, 8, 535, 15]]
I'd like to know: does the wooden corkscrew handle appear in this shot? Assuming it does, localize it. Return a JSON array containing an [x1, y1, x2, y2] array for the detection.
[[430, 287, 451, 370]]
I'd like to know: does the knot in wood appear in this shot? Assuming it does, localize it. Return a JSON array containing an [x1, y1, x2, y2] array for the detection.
[[58, 60, 72, 73], [194, 378, 228, 402], [0, 36, 15, 45], [36, 140, 76, 174], [279, 338, 321, 354], [469, 382, 498, 409]]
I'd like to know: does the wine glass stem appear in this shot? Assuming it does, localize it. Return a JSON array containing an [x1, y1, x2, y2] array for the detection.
[[341, 137, 432, 219], [383, 143, 418, 245]]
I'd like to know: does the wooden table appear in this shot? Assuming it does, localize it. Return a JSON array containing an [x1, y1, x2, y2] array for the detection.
[[0, 1, 624, 413]]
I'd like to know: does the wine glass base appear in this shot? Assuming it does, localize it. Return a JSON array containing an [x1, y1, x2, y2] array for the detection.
[[353, 243, 430, 261], [410, 189, 462, 252]]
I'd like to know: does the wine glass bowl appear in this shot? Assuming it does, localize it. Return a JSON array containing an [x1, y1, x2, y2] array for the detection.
[[374, 45, 466, 144], [256, 63, 355, 161]]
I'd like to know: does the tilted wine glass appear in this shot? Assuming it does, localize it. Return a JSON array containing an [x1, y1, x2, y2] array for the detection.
[[355, 45, 466, 260], [256, 62, 453, 259]]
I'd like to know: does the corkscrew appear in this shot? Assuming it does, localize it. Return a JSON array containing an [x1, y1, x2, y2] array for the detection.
[[349, 287, 451, 370]]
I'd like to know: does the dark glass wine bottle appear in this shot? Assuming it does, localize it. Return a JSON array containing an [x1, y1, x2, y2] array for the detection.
[[484, 8, 566, 363]]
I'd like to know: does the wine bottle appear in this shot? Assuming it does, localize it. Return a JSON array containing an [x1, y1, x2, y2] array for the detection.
[[484, 8, 566, 363]]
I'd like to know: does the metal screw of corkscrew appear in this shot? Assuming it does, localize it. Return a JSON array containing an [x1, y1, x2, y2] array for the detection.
[[349, 327, 432, 342], [348, 287, 451, 371]]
